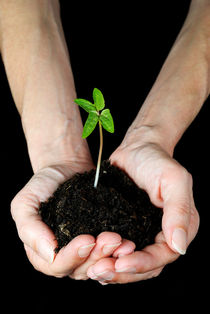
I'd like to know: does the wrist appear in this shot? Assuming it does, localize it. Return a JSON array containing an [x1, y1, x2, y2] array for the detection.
[[26, 135, 93, 173], [119, 124, 175, 157], [22, 98, 93, 172]]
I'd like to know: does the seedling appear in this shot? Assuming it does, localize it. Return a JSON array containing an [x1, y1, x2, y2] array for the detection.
[[74, 88, 114, 188]]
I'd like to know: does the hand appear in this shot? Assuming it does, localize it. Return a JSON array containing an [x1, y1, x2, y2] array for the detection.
[[86, 138, 199, 284], [11, 160, 135, 279]]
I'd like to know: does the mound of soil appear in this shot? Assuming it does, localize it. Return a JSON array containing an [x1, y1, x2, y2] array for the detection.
[[39, 160, 162, 253]]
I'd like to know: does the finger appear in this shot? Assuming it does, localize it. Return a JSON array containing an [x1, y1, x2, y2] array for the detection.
[[53, 234, 95, 277], [114, 232, 179, 274], [24, 233, 96, 277], [161, 167, 196, 254], [113, 211, 199, 281], [112, 239, 136, 257], [87, 257, 163, 284], [71, 232, 122, 279], [24, 244, 53, 274], [80, 239, 136, 280]]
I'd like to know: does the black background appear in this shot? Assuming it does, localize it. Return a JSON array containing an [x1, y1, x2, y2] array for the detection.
[[1, 1, 208, 311]]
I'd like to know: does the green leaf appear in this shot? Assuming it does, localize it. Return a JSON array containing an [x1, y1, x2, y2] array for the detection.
[[99, 109, 114, 133], [74, 98, 95, 113], [82, 111, 99, 138], [93, 88, 105, 111]]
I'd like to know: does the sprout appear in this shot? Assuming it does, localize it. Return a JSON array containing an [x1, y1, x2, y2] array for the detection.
[[75, 88, 114, 188]]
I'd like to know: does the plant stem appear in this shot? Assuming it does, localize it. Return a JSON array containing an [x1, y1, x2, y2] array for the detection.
[[94, 120, 103, 188]]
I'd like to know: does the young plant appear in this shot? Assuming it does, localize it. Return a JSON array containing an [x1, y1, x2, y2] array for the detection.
[[74, 88, 114, 188]]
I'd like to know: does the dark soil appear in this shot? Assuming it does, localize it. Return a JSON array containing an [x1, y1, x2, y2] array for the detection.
[[39, 160, 163, 253]]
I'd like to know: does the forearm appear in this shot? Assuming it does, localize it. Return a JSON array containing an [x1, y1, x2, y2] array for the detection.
[[0, 0, 91, 171], [124, 0, 210, 155]]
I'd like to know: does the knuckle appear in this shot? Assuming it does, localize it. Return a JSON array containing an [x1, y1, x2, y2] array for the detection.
[[177, 166, 192, 185], [177, 201, 191, 217], [54, 272, 67, 279], [192, 206, 200, 221], [165, 164, 192, 185], [31, 262, 42, 273], [10, 194, 21, 221], [18, 222, 36, 251], [51, 267, 69, 278], [150, 268, 163, 279], [173, 165, 190, 180], [18, 222, 28, 242], [190, 206, 200, 233], [70, 272, 89, 281]]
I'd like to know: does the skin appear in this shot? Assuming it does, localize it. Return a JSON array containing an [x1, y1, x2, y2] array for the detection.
[[0, 0, 135, 280], [0, 0, 209, 284]]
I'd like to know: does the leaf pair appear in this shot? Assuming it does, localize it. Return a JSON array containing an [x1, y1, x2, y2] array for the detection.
[[75, 88, 114, 138]]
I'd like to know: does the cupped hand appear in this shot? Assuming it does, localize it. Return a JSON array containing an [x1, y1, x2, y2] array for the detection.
[[11, 160, 135, 279], [86, 139, 200, 284]]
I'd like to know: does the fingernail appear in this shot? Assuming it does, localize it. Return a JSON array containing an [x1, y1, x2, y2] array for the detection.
[[37, 238, 55, 264], [95, 270, 115, 281], [99, 281, 109, 286], [87, 267, 98, 279], [78, 243, 96, 257], [172, 228, 187, 255], [103, 242, 121, 255], [115, 267, 136, 273]]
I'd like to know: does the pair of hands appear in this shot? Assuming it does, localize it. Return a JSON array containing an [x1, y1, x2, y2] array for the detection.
[[11, 139, 199, 284]]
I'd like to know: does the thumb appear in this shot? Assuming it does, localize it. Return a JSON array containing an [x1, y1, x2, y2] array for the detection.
[[161, 167, 193, 255]]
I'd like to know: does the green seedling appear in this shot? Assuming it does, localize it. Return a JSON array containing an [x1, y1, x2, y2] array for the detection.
[[74, 88, 114, 188]]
